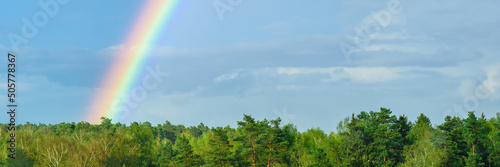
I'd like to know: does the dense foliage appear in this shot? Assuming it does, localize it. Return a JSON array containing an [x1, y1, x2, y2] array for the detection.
[[1, 108, 499, 166]]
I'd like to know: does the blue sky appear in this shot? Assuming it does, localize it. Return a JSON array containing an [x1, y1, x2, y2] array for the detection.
[[1, 0, 500, 132]]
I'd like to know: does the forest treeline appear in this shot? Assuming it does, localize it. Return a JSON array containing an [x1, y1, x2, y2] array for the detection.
[[1, 107, 500, 166]]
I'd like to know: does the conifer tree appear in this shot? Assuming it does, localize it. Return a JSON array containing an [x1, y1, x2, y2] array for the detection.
[[463, 112, 489, 166], [488, 113, 500, 166], [438, 116, 467, 166], [155, 139, 175, 167], [206, 127, 232, 167], [174, 134, 201, 167]]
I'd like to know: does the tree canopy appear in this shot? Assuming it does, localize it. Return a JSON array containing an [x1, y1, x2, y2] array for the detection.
[[1, 108, 499, 166]]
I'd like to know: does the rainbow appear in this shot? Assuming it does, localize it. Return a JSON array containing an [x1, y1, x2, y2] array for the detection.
[[86, 0, 180, 124]]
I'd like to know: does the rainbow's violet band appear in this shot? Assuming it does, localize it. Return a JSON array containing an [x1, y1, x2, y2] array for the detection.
[[86, 0, 181, 124]]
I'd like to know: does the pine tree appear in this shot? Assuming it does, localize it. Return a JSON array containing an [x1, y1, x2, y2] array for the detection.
[[343, 113, 370, 166], [363, 108, 403, 166], [463, 112, 489, 166], [155, 139, 175, 167], [174, 134, 201, 167], [206, 127, 232, 167], [488, 113, 500, 166], [261, 118, 289, 167], [438, 116, 467, 166], [236, 114, 266, 167], [395, 115, 412, 163]]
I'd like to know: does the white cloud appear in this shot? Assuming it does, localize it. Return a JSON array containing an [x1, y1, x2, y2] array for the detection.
[[277, 67, 404, 83], [482, 65, 500, 100], [277, 67, 339, 75], [343, 67, 401, 83], [363, 44, 433, 54], [214, 73, 239, 82], [100, 44, 150, 55], [371, 32, 406, 40], [276, 66, 476, 84], [454, 65, 500, 101]]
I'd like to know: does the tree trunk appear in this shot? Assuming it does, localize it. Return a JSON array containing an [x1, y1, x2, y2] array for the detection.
[[472, 143, 475, 155], [249, 137, 256, 167], [267, 141, 272, 167]]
